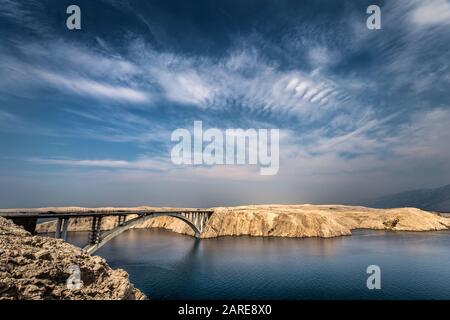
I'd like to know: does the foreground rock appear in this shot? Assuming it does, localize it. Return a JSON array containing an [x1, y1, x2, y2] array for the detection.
[[33, 205, 450, 238], [0, 217, 146, 300]]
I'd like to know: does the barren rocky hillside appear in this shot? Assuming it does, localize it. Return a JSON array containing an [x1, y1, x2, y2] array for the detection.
[[0, 217, 146, 300]]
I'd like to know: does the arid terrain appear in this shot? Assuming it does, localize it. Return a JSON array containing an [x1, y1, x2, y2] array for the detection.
[[0, 216, 146, 300], [1, 204, 450, 300], [32, 204, 450, 238]]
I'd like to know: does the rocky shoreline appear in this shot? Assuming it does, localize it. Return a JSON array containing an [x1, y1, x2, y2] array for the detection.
[[0, 216, 146, 300]]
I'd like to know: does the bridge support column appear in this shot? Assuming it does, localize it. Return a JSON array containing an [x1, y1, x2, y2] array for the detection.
[[117, 215, 126, 226], [55, 218, 62, 238], [89, 216, 103, 245], [61, 218, 69, 241], [55, 218, 70, 240], [194, 213, 200, 231]]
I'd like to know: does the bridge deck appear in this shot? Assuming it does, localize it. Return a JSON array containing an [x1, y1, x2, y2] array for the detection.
[[0, 210, 214, 219]]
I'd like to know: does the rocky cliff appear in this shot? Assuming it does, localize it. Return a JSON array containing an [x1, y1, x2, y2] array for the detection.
[[0, 217, 146, 300], [34, 205, 450, 238]]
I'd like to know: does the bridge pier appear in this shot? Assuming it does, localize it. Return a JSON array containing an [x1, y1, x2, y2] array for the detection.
[[117, 215, 126, 226], [180, 211, 211, 234], [89, 216, 103, 245], [55, 218, 70, 241], [200, 213, 206, 232], [55, 218, 62, 238], [61, 218, 69, 241], [194, 213, 201, 232]]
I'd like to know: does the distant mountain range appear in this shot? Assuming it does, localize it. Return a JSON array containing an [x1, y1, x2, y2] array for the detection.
[[365, 184, 450, 212]]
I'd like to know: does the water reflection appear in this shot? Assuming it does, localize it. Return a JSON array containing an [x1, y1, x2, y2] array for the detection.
[[65, 228, 450, 300]]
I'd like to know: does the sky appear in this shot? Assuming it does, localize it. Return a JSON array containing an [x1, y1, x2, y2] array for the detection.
[[0, 0, 450, 208]]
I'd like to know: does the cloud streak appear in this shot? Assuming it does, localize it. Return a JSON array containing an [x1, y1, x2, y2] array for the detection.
[[36, 70, 150, 103], [411, 0, 450, 26], [30, 156, 171, 172]]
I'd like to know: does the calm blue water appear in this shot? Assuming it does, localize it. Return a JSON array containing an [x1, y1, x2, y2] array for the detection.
[[66, 229, 450, 300]]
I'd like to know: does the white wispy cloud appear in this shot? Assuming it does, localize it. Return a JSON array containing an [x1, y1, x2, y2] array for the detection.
[[285, 107, 450, 172], [0, 0, 27, 19], [10, 39, 352, 122], [31, 156, 171, 171], [156, 71, 215, 107], [411, 0, 450, 26], [36, 70, 150, 103], [0, 109, 18, 122], [100, 38, 351, 120], [0, 109, 25, 133], [0, 0, 356, 124]]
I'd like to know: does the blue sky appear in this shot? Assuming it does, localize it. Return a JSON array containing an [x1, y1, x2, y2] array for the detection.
[[0, 0, 450, 208]]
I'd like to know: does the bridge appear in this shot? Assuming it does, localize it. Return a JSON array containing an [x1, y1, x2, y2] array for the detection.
[[0, 210, 214, 255]]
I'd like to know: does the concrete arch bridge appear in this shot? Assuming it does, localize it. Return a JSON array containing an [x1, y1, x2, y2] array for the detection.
[[0, 210, 214, 255]]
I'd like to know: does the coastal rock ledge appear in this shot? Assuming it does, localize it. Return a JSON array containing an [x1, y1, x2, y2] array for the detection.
[[0, 217, 146, 300]]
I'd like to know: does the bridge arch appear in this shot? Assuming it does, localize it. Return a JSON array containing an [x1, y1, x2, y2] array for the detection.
[[83, 212, 204, 255]]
